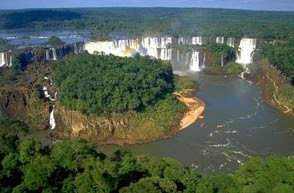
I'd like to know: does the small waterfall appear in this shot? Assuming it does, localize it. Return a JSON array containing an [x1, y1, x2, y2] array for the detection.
[[178, 37, 189, 45], [185, 53, 189, 66], [202, 52, 206, 68], [45, 49, 50, 60], [221, 55, 224, 67], [192, 36, 203, 45], [51, 48, 57, 60], [8, 55, 12, 67], [74, 44, 79, 54], [216, 37, 224, 44], [0, 52, 7, 67], [227, 37, 234, 47], [49, 105, 56, 130], [236, 38, 257, 66], [159, 48, 172, 60], [190, 51, 201, 72]]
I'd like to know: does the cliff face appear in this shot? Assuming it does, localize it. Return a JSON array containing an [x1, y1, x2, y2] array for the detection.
[[53, 105, 132, 142], [0, 85, 48, 130]]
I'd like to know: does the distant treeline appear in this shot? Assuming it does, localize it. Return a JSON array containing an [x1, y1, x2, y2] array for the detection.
[[0, 10, 80, 29], [0, 8, 294, 40]]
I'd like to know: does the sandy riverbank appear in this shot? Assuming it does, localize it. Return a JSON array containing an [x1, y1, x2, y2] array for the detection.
[[175, 93, 206, 130]]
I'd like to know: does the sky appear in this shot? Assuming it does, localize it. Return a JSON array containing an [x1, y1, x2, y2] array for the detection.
[[1, 0, 294, 11]]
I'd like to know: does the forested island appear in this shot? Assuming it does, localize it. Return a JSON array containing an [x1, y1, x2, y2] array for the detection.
[[51, 52, 202, 144]]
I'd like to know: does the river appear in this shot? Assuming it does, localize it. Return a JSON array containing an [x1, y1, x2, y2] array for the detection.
[[2, 30, 293, 174], [99, 72, 294, 174]]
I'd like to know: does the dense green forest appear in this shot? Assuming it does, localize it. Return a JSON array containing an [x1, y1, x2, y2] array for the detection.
[[0, 8, 294, 40], [263, 39, 294, 84], [53, 52, 175, 115], [0, 117, 293, 193], [0, 10, 80, 29]]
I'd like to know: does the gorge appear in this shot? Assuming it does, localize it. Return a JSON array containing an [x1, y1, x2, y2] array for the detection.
[[0, 32, 293, 174]]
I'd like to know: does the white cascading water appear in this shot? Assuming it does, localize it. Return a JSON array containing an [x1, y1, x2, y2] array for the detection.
[[178, 37, 188, 45], [202, 52, 206, 68], [159, 48, 172, 60], [216, 37, 224, 44], [8, 55, 12, 67], [236, 38, 257, 66], [49, 105, 56, 130], [0, 52, 7, 67], [74, 44, 79, 54], [192, 36, 203, 45], [51, 48, 57, 60], [227, 37, 234, 47], [190, 51, 201, 71], [85, 37, 172, 60], [45, 49, 50, 60], [185, 53, 189, 66], [84, 39, 140, 57]]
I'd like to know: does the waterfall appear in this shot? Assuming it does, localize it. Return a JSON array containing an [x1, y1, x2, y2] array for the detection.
[[51, 48, 57, 60], [190, 51, 201, 72], [8, 55, 12, 67], [45, 49, 50, 60], [227, 38, 234, 47], [178, 37, 188, 45], [236, 38, 257, 66], [202, 52, 206, 68], [0, 52, 7, 67], [49, 105, 56, 130], [221, 55, 224, 67], [216, 37, 224, 44], [159, 48, 172, 60], [192, 37, 203, 45], [185, 53, 189, 66], [74, 44, 79, 54], [84, 40, 140, 57]]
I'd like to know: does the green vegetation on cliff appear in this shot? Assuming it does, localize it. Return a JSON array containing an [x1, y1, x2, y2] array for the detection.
[[263, 39, 294, 83], [252, 39, 294, 115], [250, 60, 294, 115], [204, 43, 236, 66], [53, 52, 174, 115], [0, 136, 293, 193], [52, 52, 188, 142], [0, 38, 14, 52], [48, 36, 65, 47]]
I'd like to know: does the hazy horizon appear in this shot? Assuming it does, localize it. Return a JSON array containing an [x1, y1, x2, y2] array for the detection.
[[1, 0, 294, 11]]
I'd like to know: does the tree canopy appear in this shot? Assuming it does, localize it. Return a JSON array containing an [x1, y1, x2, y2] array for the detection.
[[48, 36, 65, 47], [1, 8, 294, 40], [0, 136, 293, 193], [263, 39, 294, 83], [53, 52, 174, 115]]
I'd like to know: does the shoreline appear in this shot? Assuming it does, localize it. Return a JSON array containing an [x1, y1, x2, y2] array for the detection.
[[248, 60, 294, 116], [97, 93, 206, 146], [176, 93, 206, 130]]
